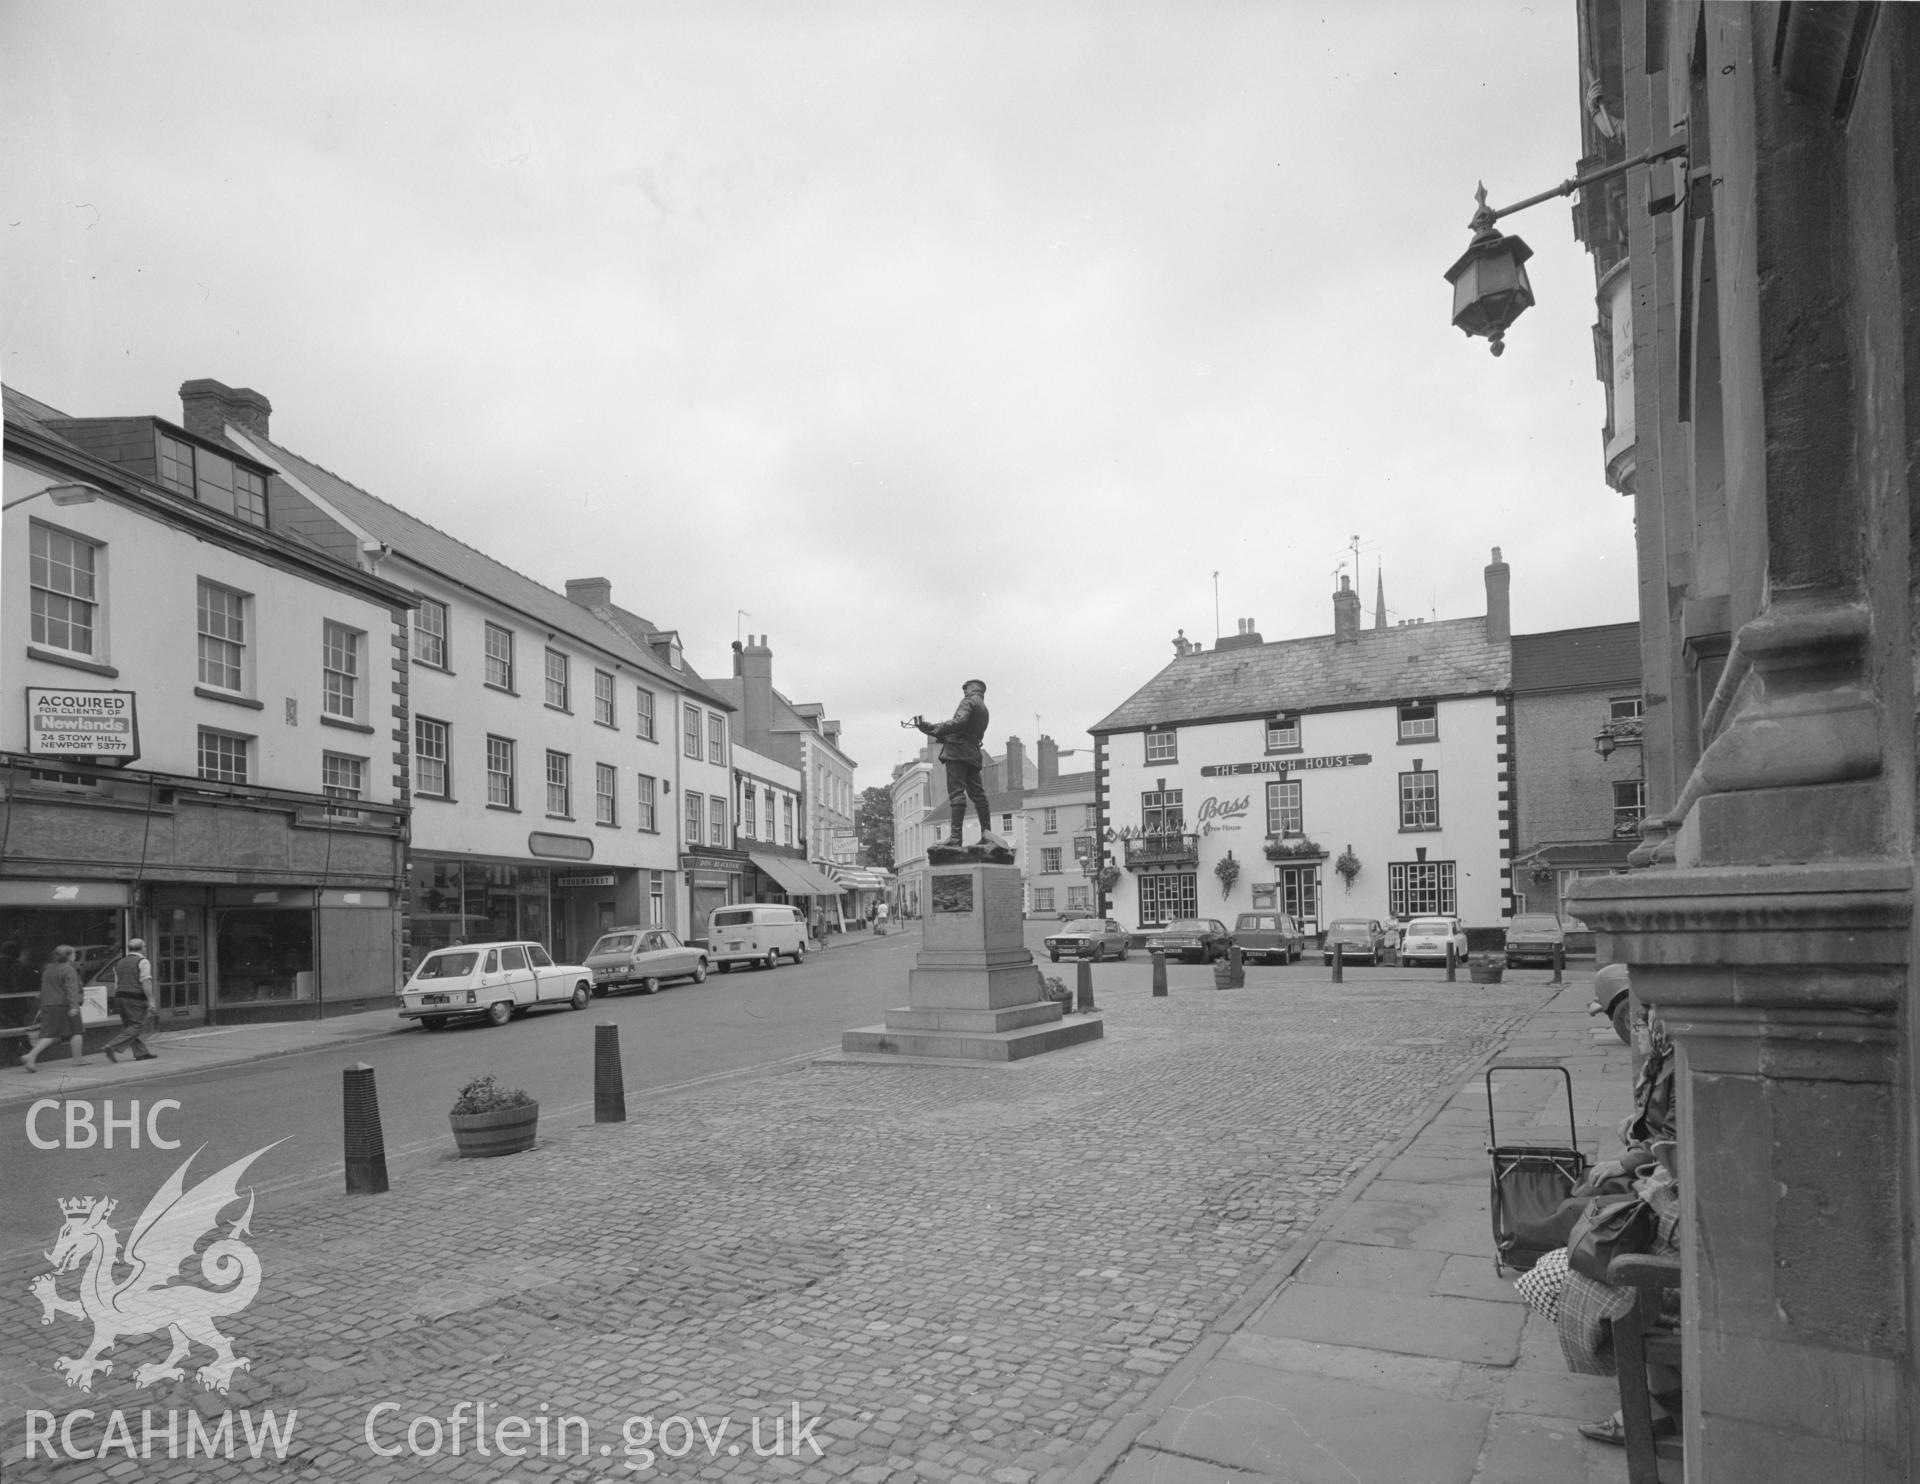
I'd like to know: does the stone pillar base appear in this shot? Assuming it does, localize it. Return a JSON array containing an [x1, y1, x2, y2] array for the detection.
[[839, 862, 1102, 1062]]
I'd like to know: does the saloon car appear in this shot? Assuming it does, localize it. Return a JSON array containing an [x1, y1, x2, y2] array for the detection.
[[1144, 918, 1233, 963], [1399, 915, 1471, 967], [1503, 913, 1567, 967], [398, 941, 594, 1029], [1321, 918, 1396, 966], [583, 927, 710, 995], [1233, 911, 1307, 964], [1043, 918, 1132, 962]]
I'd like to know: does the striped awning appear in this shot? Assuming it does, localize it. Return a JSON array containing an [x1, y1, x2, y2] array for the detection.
[[826, 864, 888, 892], [747, 853, 845, 898]]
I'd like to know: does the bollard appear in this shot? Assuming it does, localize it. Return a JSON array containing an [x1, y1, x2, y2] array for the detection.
[[1552, 941, 1565, 986], [1151, 950, 1168, 997], [1331, 941, 1343, 983], [594, 1023, 627, 1123], [1075, 957, 1094, 1013], [342, 1062, 389, 1195], [1228, 942, 1245, 988], [1446, 941, 1457, 982]]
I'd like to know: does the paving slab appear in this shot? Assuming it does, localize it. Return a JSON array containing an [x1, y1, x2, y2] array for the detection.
[[1215, 1331, 1468, 1403], [1325, 1195, 1494, 1256], [1433, 1252, 1524, 1304], [1248, 1284, 1525, 1366], [1138, 1360, 1492, 1484], [1476, 1410, 1631, 1484], [1294, 1240, 1447, 1295]]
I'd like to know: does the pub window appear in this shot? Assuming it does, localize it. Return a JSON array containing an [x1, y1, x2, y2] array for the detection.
[[1141, 789, 1185, 833], [1398, 703, 1438, 741], [1388, 860, 1456, 917], [1399, 770, 1440, 830], [1266, 779, 1302, 836], [1265, 715, 1300, 752], [1137, 871, 1198, 926], [1144, 728, 1178, 764]]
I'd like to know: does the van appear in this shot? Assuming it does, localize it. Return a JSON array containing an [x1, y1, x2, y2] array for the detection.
[[1232, 911, 1307, 965], [707, 903, 808, 972]]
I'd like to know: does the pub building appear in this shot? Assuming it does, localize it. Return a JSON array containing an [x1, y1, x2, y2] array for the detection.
[[2, 386, 414, 1036], [1091, 554, 1515, 938]]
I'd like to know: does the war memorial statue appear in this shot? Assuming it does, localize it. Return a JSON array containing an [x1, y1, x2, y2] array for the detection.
[[846, 677, 1102, 1060], [908, 678, 1014, 865]]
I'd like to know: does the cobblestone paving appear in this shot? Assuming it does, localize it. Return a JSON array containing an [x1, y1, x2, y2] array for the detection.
[[1, 974, 1544, 1481]]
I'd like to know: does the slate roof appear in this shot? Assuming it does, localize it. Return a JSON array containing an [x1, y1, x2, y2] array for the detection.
[[1091, 617, 1509, 733], [1511, 623, 1640, 695], [1025, 770, 1097, 800], [238, 431, 723, 703]]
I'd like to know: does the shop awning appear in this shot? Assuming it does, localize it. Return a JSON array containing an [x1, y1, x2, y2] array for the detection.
[[827, 865, 887, 892], [747, 853, 844, 898]]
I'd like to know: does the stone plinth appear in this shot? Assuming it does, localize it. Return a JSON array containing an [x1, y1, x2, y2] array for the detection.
[[841, 863, 1102, 1062]]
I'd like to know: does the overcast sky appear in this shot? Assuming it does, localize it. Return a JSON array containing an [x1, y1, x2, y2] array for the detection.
[[2, 1, 1634, 792]]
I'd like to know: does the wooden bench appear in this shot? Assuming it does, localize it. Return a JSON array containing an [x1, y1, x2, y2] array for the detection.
[[1608, 1251, 1683, 1484]]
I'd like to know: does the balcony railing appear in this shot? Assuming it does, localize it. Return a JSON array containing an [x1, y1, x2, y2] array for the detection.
[[1612, 809, 1645, 839], [1122, 831, 1200, 869], [1600, 715, 1645, 745]]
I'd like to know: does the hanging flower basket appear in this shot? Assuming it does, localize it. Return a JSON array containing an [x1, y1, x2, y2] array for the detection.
[[1334, 845, 1362, 892], [1096, 865, 1123, 892], [1214, 853, 1241, 896]]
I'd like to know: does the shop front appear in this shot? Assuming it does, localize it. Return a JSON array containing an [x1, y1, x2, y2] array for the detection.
[[681, 851, 744, 944], [406, 855, 657, 968]]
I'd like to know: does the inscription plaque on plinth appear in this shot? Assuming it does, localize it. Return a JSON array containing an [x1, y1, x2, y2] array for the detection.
[[840, 861, 1103, 1062]]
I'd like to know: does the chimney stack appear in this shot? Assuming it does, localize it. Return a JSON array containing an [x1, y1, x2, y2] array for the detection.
[[565, 577, 613, 610], [1038, 735, 1059, 785], [1002, 736, 1027, 795], [179, 379, 272, 440], [1484, 546, 1511, 644], [1333, 575, 1362, 644], [739, 635, 774, 751]]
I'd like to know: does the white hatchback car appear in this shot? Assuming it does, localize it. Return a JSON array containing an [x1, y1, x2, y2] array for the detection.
[[398, 941, 594, 1029], [1398, 916, 1471, 967]]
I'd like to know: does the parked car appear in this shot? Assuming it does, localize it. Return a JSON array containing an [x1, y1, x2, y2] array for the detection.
[[1233, 911, 1307, 964], [1399, 915, 1470, 967], [398, 941, 593, 1029], [1144, 918, 1233, 963], [1503, 913, 1567, 967], [1322, 918, 1395, 966], [1043, 918, 1131, 962], [582, 927, 710, 995], [707, 904, 807, 971]]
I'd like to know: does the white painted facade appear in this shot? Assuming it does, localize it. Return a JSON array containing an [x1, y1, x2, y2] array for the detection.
[[4, 457, 402, 799], [1101, 696, 1507, 936]]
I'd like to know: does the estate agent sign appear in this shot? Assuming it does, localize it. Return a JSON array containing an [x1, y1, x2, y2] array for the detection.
[[26, 688, 140, 762]]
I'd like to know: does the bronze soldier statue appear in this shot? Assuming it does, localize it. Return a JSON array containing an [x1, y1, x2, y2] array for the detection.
[[911, 679, 1012, 863]]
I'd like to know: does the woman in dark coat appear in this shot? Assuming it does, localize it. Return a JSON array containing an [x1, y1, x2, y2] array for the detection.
[[20, 945, 87, 1071]]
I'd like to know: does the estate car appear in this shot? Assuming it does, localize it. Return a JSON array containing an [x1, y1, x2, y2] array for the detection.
[[398, 941, 594, 1029]]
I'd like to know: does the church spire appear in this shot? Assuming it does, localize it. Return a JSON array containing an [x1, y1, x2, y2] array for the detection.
[[1374, 566, 1388, 629]]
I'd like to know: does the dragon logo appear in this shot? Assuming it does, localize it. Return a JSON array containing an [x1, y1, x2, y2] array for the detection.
[[30, 1143, 280, 1394]]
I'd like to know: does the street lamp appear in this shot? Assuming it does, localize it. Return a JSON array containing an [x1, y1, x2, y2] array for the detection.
[[2, 481, 103, 512], [1447, 138, 1689, 356]]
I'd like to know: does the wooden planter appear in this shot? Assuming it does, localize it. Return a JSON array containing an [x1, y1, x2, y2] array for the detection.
[[449, 1101, 540, 1158], [1468, 963, 1505, 984]]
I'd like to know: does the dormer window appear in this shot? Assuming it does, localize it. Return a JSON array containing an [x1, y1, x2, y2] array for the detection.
[[155, 429, 268, 528], [1398, 703, 1438, 742], [1264, 714, 1300, 752]]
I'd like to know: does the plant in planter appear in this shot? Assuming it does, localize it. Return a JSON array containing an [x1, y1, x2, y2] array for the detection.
[[1467, 953, 1507, 984], [1334, 845, 1362, 893], [448, 1074, 539, 1158], [1213, 852, 1241, 897], [1264, 836, 1327, 862], [1095, 864, 1123, 892]]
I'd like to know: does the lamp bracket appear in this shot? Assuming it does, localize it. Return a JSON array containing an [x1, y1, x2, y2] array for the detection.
[[1471, 134, 1691, 232]]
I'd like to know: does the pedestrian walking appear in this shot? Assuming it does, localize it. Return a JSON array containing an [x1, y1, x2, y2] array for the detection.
[[103, 938, 160, 1063], [20, 945, 87, 1072]]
